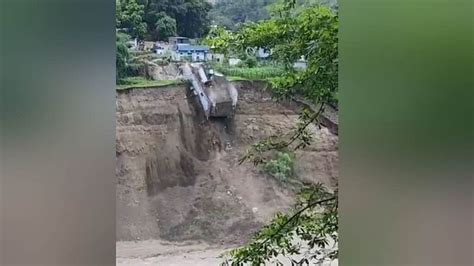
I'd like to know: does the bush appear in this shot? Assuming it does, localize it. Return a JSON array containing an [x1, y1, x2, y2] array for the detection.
[[264, 152, 294, 182], [236, 53, 258, 68], [244, 56, 258, 68]]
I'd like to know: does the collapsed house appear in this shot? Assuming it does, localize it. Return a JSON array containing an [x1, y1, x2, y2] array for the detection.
[[181, 63, 238, 119]]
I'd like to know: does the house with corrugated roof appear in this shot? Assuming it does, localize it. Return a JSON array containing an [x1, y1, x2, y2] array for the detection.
[[168, 36, 191, 50], [173, 43, 209, 62]]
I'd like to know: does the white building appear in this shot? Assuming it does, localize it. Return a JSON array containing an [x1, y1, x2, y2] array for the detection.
[[256, 47, 271, 59], [228, 58, 242, 66], [206, 53, 224, 62]]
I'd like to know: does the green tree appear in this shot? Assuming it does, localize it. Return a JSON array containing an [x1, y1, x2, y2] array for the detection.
[[154, 12, 177, 40], [116, 33, 131, 82], [209, 3, 338, 107], [243, 56, 258, 68], [208, 1, 339, 265], [174, 0, 211, 38], [116, 0, 122, 26], [117, 0, 147, 39], [203, 26, 236, 56], [209, 0, 338, 31], [142, 0, 211, 39], [209, 0, 278, 31]]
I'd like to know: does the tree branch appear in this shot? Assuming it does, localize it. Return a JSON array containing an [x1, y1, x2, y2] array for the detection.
[[239, 102, 326, 165], [256, 196, 336, 251]]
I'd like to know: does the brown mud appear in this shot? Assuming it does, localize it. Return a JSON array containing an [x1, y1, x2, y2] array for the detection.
[[116, 81, 338, 247]]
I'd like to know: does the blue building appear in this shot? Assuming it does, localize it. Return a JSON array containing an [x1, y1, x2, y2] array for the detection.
[[174, 43, 209, 62]]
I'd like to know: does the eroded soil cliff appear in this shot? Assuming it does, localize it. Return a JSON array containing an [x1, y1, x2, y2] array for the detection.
[[116, 81, 338, 245]]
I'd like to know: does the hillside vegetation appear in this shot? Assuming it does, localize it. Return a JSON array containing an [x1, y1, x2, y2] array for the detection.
[[117, 0, 211, 40], [209, 0, 338, 31]]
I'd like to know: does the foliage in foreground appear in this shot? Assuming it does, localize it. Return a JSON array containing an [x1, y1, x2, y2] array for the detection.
[[222, 184, 338, 266], [205, 3, 338, 107], [207, 1, 339, 264]]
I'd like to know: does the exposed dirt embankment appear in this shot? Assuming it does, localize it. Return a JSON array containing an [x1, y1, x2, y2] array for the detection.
[[116, 81, 338, 244], [145, 62, 180, 80]]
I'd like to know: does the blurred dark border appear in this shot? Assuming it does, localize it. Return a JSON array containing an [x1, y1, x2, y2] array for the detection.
[[1, 0, 115, 265], [340, 0, 473, 265]]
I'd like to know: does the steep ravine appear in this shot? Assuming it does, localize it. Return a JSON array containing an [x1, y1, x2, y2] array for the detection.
[[116, 81, 338, 244]]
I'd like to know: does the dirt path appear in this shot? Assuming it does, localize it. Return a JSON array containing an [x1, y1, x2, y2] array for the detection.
[[116, 240, 229, 266], [116, 240, 339, 266]]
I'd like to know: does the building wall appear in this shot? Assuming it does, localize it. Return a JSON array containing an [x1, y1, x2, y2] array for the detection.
[[257, 47, 270, 58], [169, 37, 190, 50], [229, 58, 242, 66], [293, 60, 307, 69], [192, 52, 207, 62], [171, 50, 208, 62], [207, 53, 224, 62]]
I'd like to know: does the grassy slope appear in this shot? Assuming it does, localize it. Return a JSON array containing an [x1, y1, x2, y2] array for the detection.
[[212, 65, 285, 81], [116, 77, 184, 90]]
